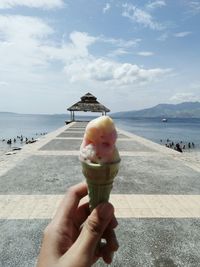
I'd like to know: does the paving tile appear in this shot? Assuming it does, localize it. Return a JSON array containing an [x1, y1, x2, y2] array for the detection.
[[40, 139, 81, 150], [0, 219, 48, 267], [1, 155, 200, 195], [115, 156, 200, 194], [57, 132, 84, 138], [1, 218, 199, 267], [0, 156, 83, 194], [40, 139, 154, 152], [1, 195, 200, 219]]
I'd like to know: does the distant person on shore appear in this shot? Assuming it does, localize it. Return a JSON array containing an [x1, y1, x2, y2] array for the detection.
[[175, 143, 182, 153], [36, 183, 119, 267], [7, 139, 12, 145], [192, 142, 195, 148]]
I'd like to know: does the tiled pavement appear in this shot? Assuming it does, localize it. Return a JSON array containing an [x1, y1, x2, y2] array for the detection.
[[0, 121, 200, 267]]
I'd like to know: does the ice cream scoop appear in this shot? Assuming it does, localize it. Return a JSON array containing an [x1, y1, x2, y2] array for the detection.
[[80, 116, 120, 210], [80, 116, 120, 164]]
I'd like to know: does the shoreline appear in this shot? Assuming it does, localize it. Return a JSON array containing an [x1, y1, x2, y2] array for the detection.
[[1, 137, 200, 172]]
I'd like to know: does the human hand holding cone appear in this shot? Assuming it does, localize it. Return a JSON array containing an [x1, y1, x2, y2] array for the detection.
[[79, 116, 120, 211]]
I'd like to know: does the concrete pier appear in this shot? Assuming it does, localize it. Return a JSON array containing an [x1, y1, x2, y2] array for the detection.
[[0, 122, 200, 267]]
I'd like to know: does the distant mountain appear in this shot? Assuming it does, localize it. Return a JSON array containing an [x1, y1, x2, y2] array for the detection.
[[112, 102, 200, 118]]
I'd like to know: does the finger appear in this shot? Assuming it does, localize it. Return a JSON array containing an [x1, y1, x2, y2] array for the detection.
[[103, 250, 114, 264], [75, 203, 114, 254], [108, 216, 118, 229], [100, 229, 119, 264], [75, 202, 90, 228], [102, 228, 119, 252], [76, 203, 118, 231], [53, 182, 88, 224], [96, 240, 114, 264]]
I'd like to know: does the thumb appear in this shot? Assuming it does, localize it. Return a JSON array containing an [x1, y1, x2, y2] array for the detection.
[[77, 202, 114, 254]]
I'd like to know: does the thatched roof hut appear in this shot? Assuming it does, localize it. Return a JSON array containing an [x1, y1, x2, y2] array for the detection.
[[67, 92, 110, 121]]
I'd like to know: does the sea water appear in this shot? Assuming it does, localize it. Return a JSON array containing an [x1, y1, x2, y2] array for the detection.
[[0, 113, 69, 153], [114, 117, 200, 149], [0, 113, 68, 139], [0, 113, 200, 152]]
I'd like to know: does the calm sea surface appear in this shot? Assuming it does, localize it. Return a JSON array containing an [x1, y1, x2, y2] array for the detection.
[[0, 113, 200, 152], [0, 113, 69, 152], [114, 117, 200, 144]]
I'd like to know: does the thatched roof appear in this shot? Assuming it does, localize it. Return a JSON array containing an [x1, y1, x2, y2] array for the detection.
[[67, 93, 110, 113]]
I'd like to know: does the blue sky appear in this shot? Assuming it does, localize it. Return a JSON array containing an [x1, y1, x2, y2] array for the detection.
[[0, 0, 200, 114]]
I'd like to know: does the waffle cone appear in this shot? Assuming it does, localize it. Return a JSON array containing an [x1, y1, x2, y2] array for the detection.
[[81, 160, 120, 211]]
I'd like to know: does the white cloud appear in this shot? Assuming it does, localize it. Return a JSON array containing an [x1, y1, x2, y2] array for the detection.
[[0, 15, 53, 68], [92, 35, 141, 58], [39, 31, 97, 64], [107, 48, 129, 57], [69, 31, 97, 54], [0, 15, 60, 113], [174, 31, 192, 37], [0, 0, 64, 9], [0, 15, 170, 85], [146, 0, 166, 10], [186, 1, 200, 15], [170, 92, 200, 102], [122, 3, 164, 30], [64, 58, 171, 86], [103, 3, 111, 13], [137, 51, 154, 56], [40, 33, 140, 62], [0, 15, 53, 38], [99, 36, 141, 48], [0, 14, 172, 113], [0, 15, 143, 79]]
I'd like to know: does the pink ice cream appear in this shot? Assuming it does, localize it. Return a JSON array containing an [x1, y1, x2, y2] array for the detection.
[[80, 116, 120, 164]]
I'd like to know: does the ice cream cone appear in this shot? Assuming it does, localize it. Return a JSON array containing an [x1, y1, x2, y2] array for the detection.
[[81, 159, 120, 211]]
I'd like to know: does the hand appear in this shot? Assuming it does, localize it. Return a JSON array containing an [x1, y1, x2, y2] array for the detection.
[[36, 182, 119, 267]]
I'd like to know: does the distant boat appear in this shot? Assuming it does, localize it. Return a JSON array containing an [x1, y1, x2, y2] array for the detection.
[[162, 118, 168, 122]]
